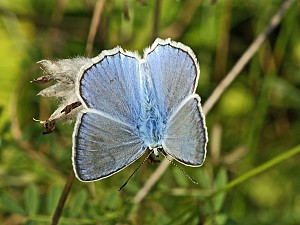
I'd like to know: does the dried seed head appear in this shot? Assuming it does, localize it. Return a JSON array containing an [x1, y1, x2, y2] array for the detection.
[[34, 57, 92, 133]]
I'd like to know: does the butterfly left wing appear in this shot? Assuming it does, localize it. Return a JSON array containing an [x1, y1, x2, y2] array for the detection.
[[73, 48, 146, 181], [73, 109, 146, 181], [76, 48, 141, 127]]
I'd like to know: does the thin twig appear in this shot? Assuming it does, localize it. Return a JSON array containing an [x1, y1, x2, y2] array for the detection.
[[161, 0, 202, 39], [133, 159, 170, 203], [10, 91, 64, 180], [50, 1, 106, 224], [51, 171, 76, 225], [214, 0, 232, 80], [86, 0, 106, 57], [51, 0, 67, 26], [45, 0, 67, 58], [152, 0, 161, 42], [171, 144, 300, 198], [133, 0, 295, 204], [210, 144, 300, 197], [203, 0, 295, 115]]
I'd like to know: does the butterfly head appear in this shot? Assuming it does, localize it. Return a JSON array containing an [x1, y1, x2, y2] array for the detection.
[[149, 144, 163, 156]]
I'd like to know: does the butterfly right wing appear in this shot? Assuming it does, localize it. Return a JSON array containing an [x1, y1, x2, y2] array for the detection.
[[162, 94, 207, 166], [144, 39, 207, 165], [143, 38, 200, 118], [73, 109, 146, 181]]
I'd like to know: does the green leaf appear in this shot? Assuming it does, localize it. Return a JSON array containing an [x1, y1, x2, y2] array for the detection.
[[24, 220, 37, 225], [215, 213, 228, 225], [197, 168, 213, 189], [212, 168, 228, 212], [104, 192, 118, 210], [68, 189, 88, 217], [46, 185, 62, 214], [24, 184, 40, 215], [0, 193, 26, 215], [214, 168, 228, 188], [172, 166, 189, 187]]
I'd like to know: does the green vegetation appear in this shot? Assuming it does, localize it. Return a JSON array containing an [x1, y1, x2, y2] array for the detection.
[[1, 0, 300, 224]]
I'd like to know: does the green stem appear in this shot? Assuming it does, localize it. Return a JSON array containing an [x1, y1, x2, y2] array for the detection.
[[210, 144, 300, 197]]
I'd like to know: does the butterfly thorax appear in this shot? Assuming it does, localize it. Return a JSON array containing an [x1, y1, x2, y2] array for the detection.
[[138, 61, 164, 149]]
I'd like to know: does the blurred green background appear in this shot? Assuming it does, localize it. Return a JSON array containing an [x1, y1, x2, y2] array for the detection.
[[1, 0, 300, 224]]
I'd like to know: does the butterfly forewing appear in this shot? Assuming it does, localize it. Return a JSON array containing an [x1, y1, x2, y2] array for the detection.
[[144, 39, 200, 118], [77, 48, 141, 127]]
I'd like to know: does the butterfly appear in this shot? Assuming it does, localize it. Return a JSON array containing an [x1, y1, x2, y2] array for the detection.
[[72, 38, 208, 182]]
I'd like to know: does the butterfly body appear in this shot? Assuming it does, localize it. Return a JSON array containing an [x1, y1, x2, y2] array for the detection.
[[138, 60, 165, 150]]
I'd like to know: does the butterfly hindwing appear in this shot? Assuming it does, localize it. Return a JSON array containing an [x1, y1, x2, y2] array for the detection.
[[162, 94, 207, 166], [73, 109, 146, 181]]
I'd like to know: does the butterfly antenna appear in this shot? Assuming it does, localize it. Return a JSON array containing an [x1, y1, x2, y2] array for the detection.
[[119, 149, 154, 191], [159, 150, 199, 185]]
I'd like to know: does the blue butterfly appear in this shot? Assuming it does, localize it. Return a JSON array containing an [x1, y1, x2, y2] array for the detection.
[[72, 38, 208, 182]]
